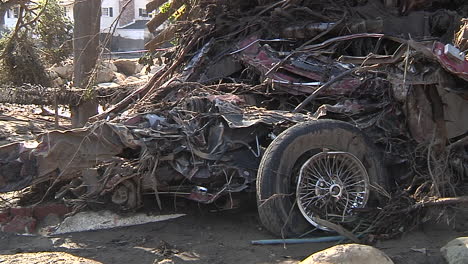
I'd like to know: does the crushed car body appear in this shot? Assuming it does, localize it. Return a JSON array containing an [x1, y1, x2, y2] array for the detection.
[[1, 0, 468, 238]]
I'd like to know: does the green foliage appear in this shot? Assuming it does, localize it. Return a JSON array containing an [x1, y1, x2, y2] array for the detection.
[[158, 1, 186, 23], [169, 4, 185, 22], [138, 51, 155, 71], [159, 1, 171, 13], [0, 0, 73, 85], [154, 1, 185, 48], [2, 32, 51, 86], [36, 0, 73, 64]]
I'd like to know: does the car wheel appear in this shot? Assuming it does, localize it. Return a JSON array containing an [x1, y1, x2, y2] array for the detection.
[[256, 119, 389, 237]]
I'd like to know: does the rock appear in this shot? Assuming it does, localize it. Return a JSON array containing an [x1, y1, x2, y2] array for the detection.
[[97, 82, 121, 88], [135, 63, 143, 74], [51, 77, 64, 87], [300, 244, 394, 264], [124, 76, 140, 84], [47, 70, 59, 79], [441, 237, 468, 264], [114, 58, 142, 76], [114, 72, 127, 85], [96, 68, 115, 83], [157, 259, 174, 264], [101, 61, 118, 72], [49, 64, 73, 80]]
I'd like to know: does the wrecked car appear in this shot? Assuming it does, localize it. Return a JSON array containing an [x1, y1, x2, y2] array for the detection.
[[1, 0, 468, 238]]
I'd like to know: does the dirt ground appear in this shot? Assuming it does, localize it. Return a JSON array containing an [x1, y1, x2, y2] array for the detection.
[[0, 202, 463, 264], [0, 104, 69, 145], [0, 105, 464, 264]]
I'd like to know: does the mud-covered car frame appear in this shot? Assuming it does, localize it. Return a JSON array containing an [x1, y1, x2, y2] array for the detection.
[[1, 33, 467, 237]]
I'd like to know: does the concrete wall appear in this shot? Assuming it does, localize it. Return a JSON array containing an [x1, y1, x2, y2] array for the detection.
[[110, 35, 144, 51], [110, 28, 151, 51], [102, 28, 151, 51], [116, 28, 145, 40]]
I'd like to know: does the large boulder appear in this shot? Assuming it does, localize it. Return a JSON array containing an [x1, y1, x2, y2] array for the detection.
[[49, 64, 73, 80], [441, 237, 468, 264], [300, 244, 394, 264], [113, 59, 143, 76], [94, 60, 117, 83], [96, 67, 115, 83], [49, 60, 117, 84], [101, 61, 117, 72]]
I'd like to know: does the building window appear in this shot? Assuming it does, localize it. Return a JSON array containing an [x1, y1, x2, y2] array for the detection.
[[13, 7, 19, 18], [139, 8, 148, 17], [102, 7, 113, 17], [6, 9, 10, 18]]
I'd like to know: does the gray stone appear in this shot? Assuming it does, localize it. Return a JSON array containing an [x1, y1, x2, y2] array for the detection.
[[114, 58, 142, 76], [51, 77, 64, 87], [50, 64, 73, 80], [101, 61, 117, 72], [97, 82, 120, 88], [441, 237, 468, 264], [300, 244, 394, 264], [124, 76, 140, 84], [96, 68, 115, 83], [47, 70, 59, 79], [113, 72, 127, 85]]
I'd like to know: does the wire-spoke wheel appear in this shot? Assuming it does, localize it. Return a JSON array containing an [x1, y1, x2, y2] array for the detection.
[[296, 151, 370, 231], [257, 119, 388, 237]]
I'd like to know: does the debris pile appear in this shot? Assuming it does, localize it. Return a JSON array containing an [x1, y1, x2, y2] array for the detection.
[[1, 0, 468, 239]]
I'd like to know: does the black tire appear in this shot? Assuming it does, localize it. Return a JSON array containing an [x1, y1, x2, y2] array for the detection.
[[256, 119, 389, 237]]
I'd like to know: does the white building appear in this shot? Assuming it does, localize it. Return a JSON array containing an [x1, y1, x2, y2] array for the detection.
[[4, 0, 156, 51], [4, 6, 20, 29]]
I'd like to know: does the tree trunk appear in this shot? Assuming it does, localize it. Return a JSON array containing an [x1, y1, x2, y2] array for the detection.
[[71, 0, 101, 127]]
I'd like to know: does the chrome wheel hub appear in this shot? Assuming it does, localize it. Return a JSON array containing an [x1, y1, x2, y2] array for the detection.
[[296, 151, 370, 231]]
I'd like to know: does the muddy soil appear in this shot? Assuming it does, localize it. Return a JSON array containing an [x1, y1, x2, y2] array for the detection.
[[0, 104, 70, 146], [0, 202, 461, 264]]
